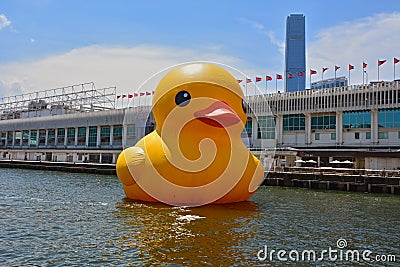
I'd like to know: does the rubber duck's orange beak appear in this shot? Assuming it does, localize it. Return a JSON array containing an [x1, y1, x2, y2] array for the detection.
[[194, 101, 241, 128]]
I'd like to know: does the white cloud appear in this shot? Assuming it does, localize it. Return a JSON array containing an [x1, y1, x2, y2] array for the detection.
[[0, 44, 256, 98], [308, 12, 400, 84], [0, 14, 11, 30]]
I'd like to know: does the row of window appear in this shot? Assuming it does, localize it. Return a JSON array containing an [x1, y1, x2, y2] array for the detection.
[[256, 109, 400, 140], [286, 109, 400, 132], [0, 125, 135, 148]]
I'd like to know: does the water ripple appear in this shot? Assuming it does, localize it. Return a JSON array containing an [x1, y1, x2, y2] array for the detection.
[[0, 169, 399, 266]]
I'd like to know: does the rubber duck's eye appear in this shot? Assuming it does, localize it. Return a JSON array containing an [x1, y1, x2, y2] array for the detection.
[[175, 90, 191, 107], [242, 99, 248, 114]]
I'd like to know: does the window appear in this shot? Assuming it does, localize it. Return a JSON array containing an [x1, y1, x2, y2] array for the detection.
[[67, 128, 75, 138], [378, 132, 388, 139], [22, 130, 29, 146], [366, 132, 371, 139], [311, 114, 336, 130], [343, 111, 371, 128], [315, 133, 320, 140], [88, 126, 97, 147], [283, 114, 305, 131], [100, 126, 110, 145], [39, 129, 46, 146], [378, 109, 400, 128], [30, 130, 37, 147], [78, 127, 86, 138], [113, 125, 123, 146], [14, 131, 22, 146], [7, 131, 13, 146], [77, 127, 86, 146], [331, 133, 336, 140], [100, 126, 110, 137], [257, 116, 275, 139], [67, 127, 75, 145], [127, 125, 135, 137], [48, 129, 55, 139], [57, 128, 65, 145], [244, 117, 252, 136], [398, 131, 400, 139], [355, 132, 360, 139], [47, 129, 55, 146], [113, 125, 123, 137]]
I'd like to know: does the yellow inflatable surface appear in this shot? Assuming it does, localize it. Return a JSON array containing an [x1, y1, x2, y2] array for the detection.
[[116, 63, 264, 206]]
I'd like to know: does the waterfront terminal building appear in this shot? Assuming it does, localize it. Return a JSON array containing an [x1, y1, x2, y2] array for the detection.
[[1, 81, 400, 170]]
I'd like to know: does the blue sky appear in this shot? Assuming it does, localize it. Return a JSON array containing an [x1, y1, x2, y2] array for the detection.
[[1, 0, 400, 97]]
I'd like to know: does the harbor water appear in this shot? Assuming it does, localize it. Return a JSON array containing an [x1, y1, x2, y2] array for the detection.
[[0, 168, 399, 266]]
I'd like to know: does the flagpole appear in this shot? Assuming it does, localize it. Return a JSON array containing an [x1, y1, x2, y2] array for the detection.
[[297, 73, 299, 91], [378, 59, 380, 82], [394, 60, 396, 81], [348, 68, 351, 87], [265, 78, 267, 94], [322, 69, 324, 86], [275, 77, 277, 93], [309, 71, 311, 90], [334, 68, 337, 85]]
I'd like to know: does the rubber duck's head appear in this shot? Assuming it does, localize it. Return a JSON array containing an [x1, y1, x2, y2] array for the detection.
[[152, 63, 248, 136]]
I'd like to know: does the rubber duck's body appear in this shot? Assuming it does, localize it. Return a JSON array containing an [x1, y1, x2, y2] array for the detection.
[[116, 63, 264, 206]]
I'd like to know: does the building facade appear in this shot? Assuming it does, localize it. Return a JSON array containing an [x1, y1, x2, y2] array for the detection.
[[2, 81, 400, 170], [247, 81, 400, 169], [284, 14, 306, 92]]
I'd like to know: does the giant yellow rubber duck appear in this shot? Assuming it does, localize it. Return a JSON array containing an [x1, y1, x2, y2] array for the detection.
[[116, 63, 264, 206]]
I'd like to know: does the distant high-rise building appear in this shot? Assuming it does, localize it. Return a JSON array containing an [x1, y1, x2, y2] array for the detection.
[[285, 14, 305, 92]]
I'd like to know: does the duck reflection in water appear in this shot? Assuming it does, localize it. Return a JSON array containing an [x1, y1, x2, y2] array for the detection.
[[114, 199, 262, 266]]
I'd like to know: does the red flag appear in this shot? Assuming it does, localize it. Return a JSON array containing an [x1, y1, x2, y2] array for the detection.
[[287, 73, 294, 79], [395, 57, 400, 64], [310, 69, 317, 75], [134, 93, 138, 97], [322, 67, 328, 73], [266, 75, 273, 81], [378, 59, 386, 66], [348, 64, 354, 70], [146, 91, 151, 95], [246, 78, 252, 83], [276, 74, 282, 80], [335, 65, 340, 71], [117, 95, 121, 99], [255, 77, 262, 82], [152, 91, 155, 95], [237, 79, 243, 83], [363, 62, 368, 69], [122, 94, 127, 98], [139, 92, 145, 96], [297, 71, 305, 76], [128, 94, 133, 98]]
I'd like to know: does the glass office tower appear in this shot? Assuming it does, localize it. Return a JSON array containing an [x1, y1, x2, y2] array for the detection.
[[285, 14, 305, 92]]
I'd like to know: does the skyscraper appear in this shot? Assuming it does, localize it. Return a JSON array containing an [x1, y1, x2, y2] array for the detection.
[[285, 14, 306, 92]]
